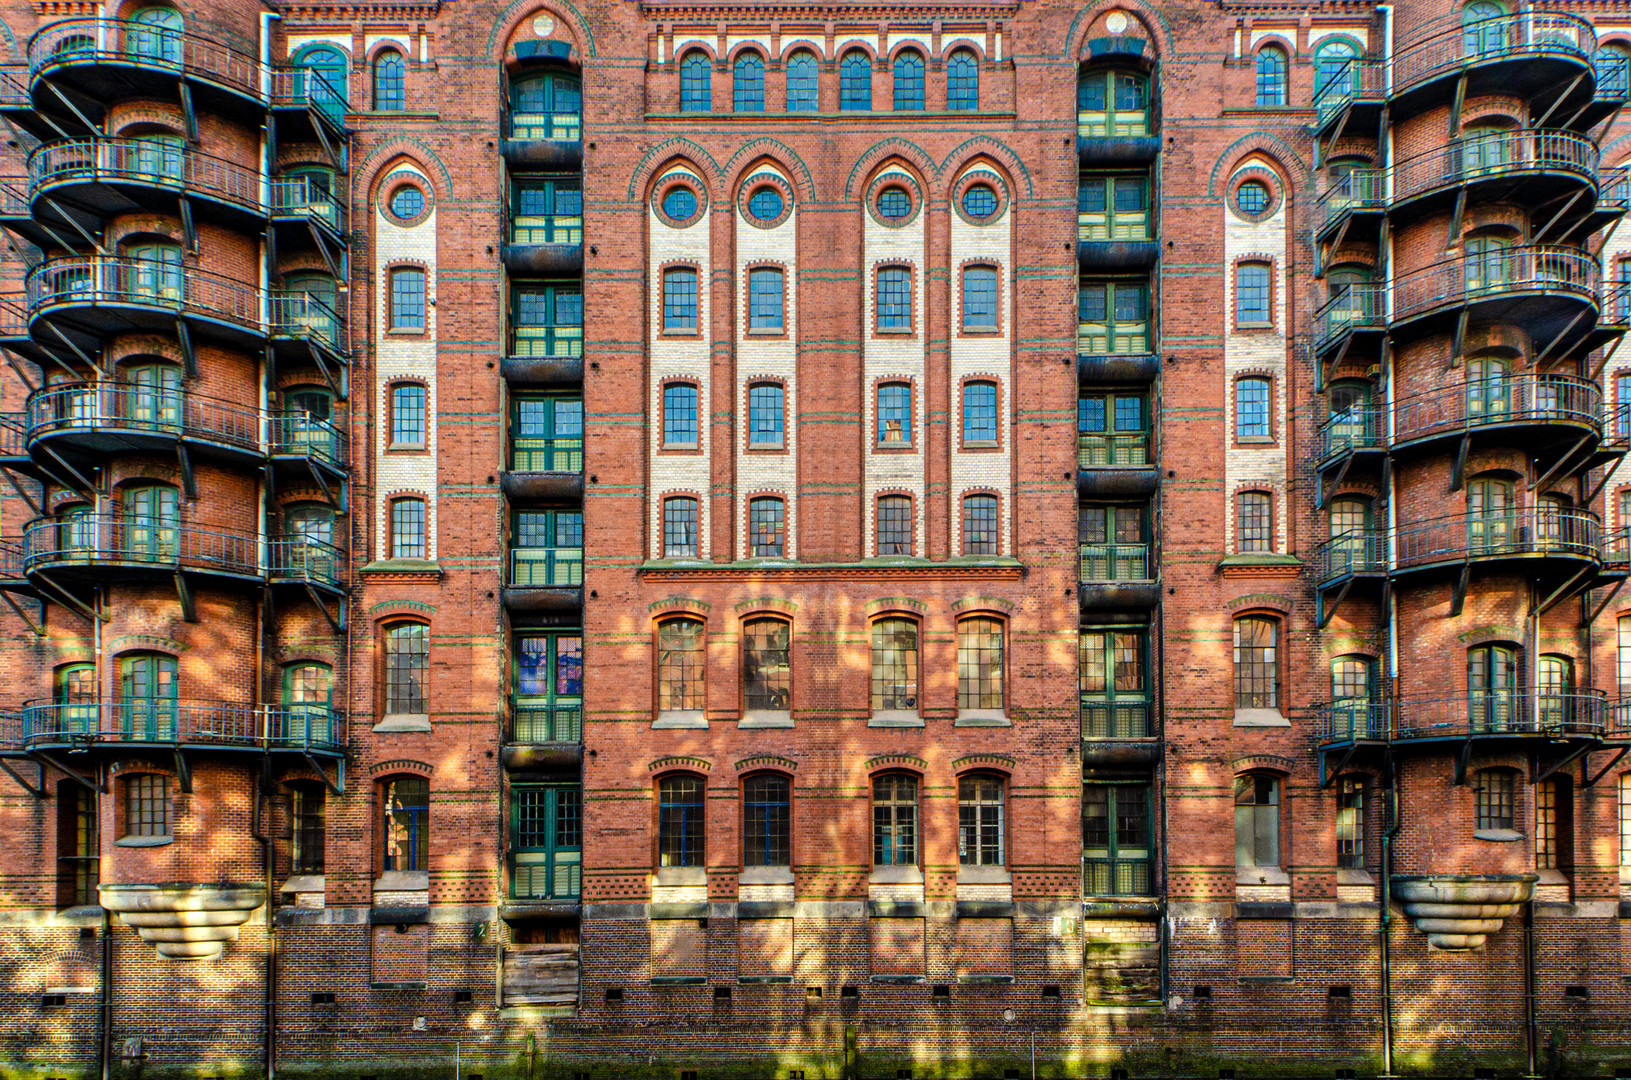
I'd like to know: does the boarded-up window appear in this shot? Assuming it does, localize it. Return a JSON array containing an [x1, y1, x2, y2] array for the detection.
[[956, 918, 1013, 979], [371, 923, 428, 985], [869, 918, 925, 978], [1237, 919, 1292, 979], [651, 919, 706, 979], [738, 918, 794, 979]]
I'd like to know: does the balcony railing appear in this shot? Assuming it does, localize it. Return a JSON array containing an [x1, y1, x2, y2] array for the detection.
[[268, 291, 346, 356], [509, 547, 583, 588], [1605, 525, 1631, 568], [12, 699, 345, 752], [1392, 130, 1598, 210], [508, 111, 581, 141], [1394, 246, 1599, 325], [1392, 12, 1595, 100], [28, 18, 263, 101], [27, 256, 261, 333], [1083, 856, 1153, 898], [267, 413, 347, 472], [1314, 532, 1387, 583], [1316, 408, 1384, 462], [1081, 697, 1151, 739], [1077, 325, 1151, 356], [23, 515, 258, 577], [1399, 507, 1600, 567], [26, 383, 259, 453], [1077, 214, 1152, 243], [29, 139, 261, 217], [267, 537, 343, 589], [512, 700, 582, 743], [1314, 690, 1625, 746], [1075, 109, 1151, 139], [1314, 285, 1387, 350], [1598, 54, 1631, 101], [1317, 168, 1385, 231], [1078, 433, 1150, 468], [269, 176, 347, 235], [1079, 542, 1151, 581], [510, 850, 581, 901], [510, 437, 583, 473], [1312, 57, 1387, 124], [1394, 374, 1602, 446], [510, 326, 583, 359], [0, 414, 26, 458]]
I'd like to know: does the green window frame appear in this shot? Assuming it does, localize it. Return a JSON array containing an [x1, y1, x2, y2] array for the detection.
[[123, 242, 183, 301], [1076, 67, 1150, 137], [1466, 477, 1516, 554], [511, 510, 584, 587], [1468, 643, 1520, 732], [282, 661, 334, 746], [118, 652, 177, 740], [510, 784, 582, 900], [513, 631, 583, 743], [511, 177, 583, 244], [122, 362, 182, 429], [1078, 279, 1150, 355], [510, 283, 583, 357], [126, 7, 183, 64], [1077, 392, 1149, 466], [1083, 781, 1152, 896], [1077, 175, 1150, 241], [510, 394, 583, 473], [1078, 503, 1150, 581], [1080, 627, 1149, 738], [509, 71, 581, 139], [121, 484, 178, 560], [293, 45, 349, 121]]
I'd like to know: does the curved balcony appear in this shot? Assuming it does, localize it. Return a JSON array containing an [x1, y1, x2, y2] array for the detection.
[[1314, 507, 1604, 588], [26, 257, 262, 352], [28, 139, 262, 234], [1313, 690, 1623, 751], [13, 698, 345, 755], [1392, 246, 1599, 343], [22, 515, 259, 584], [1392, 373, 1603, 456], [1391, 130, 1600, 223], [1395, 13, 1594, 112], [27, 19, 263, 123], [25, 383, 260, 465]]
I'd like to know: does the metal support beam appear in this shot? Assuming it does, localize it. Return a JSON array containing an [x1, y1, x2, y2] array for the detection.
[[304, 583, 343, 634], [1451, 432, 1471, 492], [42, 81, 100, 139], [172, 746, 191, 793], [0, 467, 44, 517], [1532, 72, 1587, 131], [1535, 564, 1593, 618], [179, 198, 196, 253], [1583, 451, 1627, 507], [1585, 577, 1626, 627], [41, 321, 105, 379], [1449, 75, 1466, 137], [0, 591, 44, 637], [33, 751, 103, 793], [1450, 562, 1470, 617], [1531, 308, 1589, 371], [177, 322, 196, 380], [1533, 187, 1586, 248], [302, 751, 344, 795], [36, 441, 98, 497], [1318, 578, 1354, 630], [1532, 434, 1591, 496], [1319, 453, 1354, 511], [1448, 188, 1467, 251], [1451, 307, 1469, 366], [1537, 742, 1595, 784], [176, 441, 195, 500], [34, 574, 102, 623], [1321, 744, 1359, 789], [178, 83, 198, 143], [1586, 746, 1629, 787], [40, 197, 106, 255], [174, 571, 195, 622], [1454, 736, 1473, 785], [0, 759, 47, 799]]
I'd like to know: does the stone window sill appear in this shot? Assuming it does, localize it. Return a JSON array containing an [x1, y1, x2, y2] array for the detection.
[[868, 710, 923, 728], [116, 835, 173, 848], [375, 714, 432, 733], [954, 709, 1009, 727], [1474, 828, 1523, 843], [1236, 867, 1290, 886], [740, 710, 792, 729], [869, 866, 924, 886], [375, 871, 430, 892], [739, 866, 794, 886], [1233, 707, 1289, 728], [655, 866, 707, 887], [653, 709, 707, 729]]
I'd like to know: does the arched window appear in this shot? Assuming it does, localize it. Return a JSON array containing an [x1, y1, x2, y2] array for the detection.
[[733, 50, 764, 112], [876, 266, 912, 330], [748, 267, 784, 331], [389, 381, 427, 447], [1467, 642, 1519, 731], [742, 618, 791, 713], [389, 496, 426, 559], [381, 775, 429, 871], [283, 660, 332, 709], [1233, 615, 1278, 709], [743, 773, 790, 867], [957, 616, 1004, 712], [510, 71, 581, 139], [1466, 476, 1516, 553], [1077, 67, 1150, 137], [680, 51, 712, 112], [1325, 376, 1374, 450], [785, 50, 818, 111], [388, 267, 426, 330], [122, 361, 181, 429], [962, 265, 998, 329], [662, 267, 699, 331], [1235, 375, 1271, 438], [947, 48, 979, 110], [1597, 42, 1631, 100], [873, 773, 918, 865], [839, 50, 872, 111], [663, 383, 699, 447], [1330, 655, 1377, 739], [958, 774, 1005, 866], [1465, 232, 1515, 291], [383, 622, 428, 716], [1336, 777, 1365, 869], [1236, 491, 1272, 552], [876, 495, 913, 556], [747, 382, 784, 447], [657, 617, 705, 712], [118, 652, 176, 738], [1313, 39, 1359, 100], [1255, 46, 1288, 107], [962, 494, 1000, 556], [657, 774, 705, 866], [53, 662, 95, 736], [283, 504, 336, 581], [1463, 2, 1510, 57], [1473, 767, 1516, 831], [1328, 495, 1374, 573], [1538, 654, 1576, 730], [662, 496, 699, 557], [373, 49, 405, 110], [876, 382, 912, 445], [893, 49, 925, 110], [871, 618, 919, 713], [127, 7, 183, 64], [962, 381, 999, 446], [748, 496, 785, 557], [124, 241, 182, 300], [1234, 774, 1281, 868], [1235, 261, 1272, 325], [294, 46, 349, 121]]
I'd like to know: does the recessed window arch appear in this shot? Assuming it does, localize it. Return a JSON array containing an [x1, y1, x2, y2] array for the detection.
[[1234, 773, 1281, 868], [871, 617, 919, 713], [127, 7, 184, 64], [785, 49, 819, 111], [373, 48, 405, 111], [1077, 66, 1150, 137], [958, 773, 1005, 867], [893, 49, 925, 110], [876, 494, 914, 556], [742, 772, 791, 867], [733, 50, 765, 112], [382, 620, 428, 716], [957, 615, 1005, 713], [509, 70, 581, 139], [872, 772, 918, 866], [947, 48, 979, 110], [962, 493, 1000, 556], [840, 49, 872, 111], [293, 44, 349, 121], [1233, 614, 1280, 709], [1330, 655, 1378, 736], [742, 617, 791, 713], [680, 50, 712, 112], [381, 775, 429, 871], [1255, 45, 1288, 107], [962, 264, 999, 329], [747, 381, 785, 447], [657, 773, 706, 867]]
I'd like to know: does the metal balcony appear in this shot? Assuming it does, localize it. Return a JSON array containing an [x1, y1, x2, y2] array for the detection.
[[267, 413, 348, 478], [1315, 168, 1385, 249], [503, 548, 583, 614], [502, 437, 585, 501], [1392, 374, 1605, 459], [1078, 542, 1157, 612], [266, 67, 349, 144], [27, 257, 262, 353], [502, 111, 583, 171], [268, 291, 348, 367], [1390, 130, 1600, 225], [1076, 434, 1156, 498], [1314, 408, 1386, 472], [25, 383, 260, 466], [267, 537, 344, 593], [22, 515, 260, 585], [1080, 696, 1155, 763], [1391, 246, 1600, 344], [3, 699, 346, 756], [1315, 507, 1604, 589], [1082, 856, 1153, 899], [269, 176, 349, 248], [26, 139, 263, 239], [503, 212, 584, 275], [1313, 285, 1387, 364], [502, 701, 584, 771]]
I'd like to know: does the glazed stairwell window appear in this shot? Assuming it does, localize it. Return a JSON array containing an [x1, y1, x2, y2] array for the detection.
[[1077, 67, 1149, 137], [747, 383, 785, 448], [1467, 642, 1520, 733], [657, 617, 705, 724], [123, 362, 182, 430], [876, 382, 913, 447], [1454, 123, 1515, 177], [121, 484, 178, 561], [511, 784, 581, 901], [121, 774, 169, 843], [663, 383, 699, 448], [870, 618, 919, 721], [1466, 476, 1517, 554], [662, 496, 699, 557], [511, 282, 582, 357], [962, 494, 1000, 555], [873, 773, 918, 867], [1336, 777, 1365, 870], [1084, 781, 1153, 897], [289, 783, 326, 875], [839, 50, 872, 111], [1234, 262, 1272, 326], [657, 774, 705, 868], [388, 266, 426, 331], [733, 50, 765, 112], [956, 616, 1005, 720], [1254, 45, 1288, 107], [679, 51, 712, 113], [1080, 626, 1149, 738], [662, 267, 699, 332], [1234, 774, 1281, 871], [893, 49, 925, 110], [381, 776, 429, 872], [786, 50, 818, 111], [373, 48, 405, 111], [958, 775, 1005, 868], [509, 71, 581, 139], [52, 663, 96, 738], [742, 617, 792, 720], [382, 622, 429, 720], [742, 774, 791, 868], [1078, 279, 1150, 354], [947, 48, 979, 110], [1078, 175, 1150, 242]]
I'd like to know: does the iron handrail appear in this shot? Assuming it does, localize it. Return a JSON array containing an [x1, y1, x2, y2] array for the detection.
[[1313, 506, 1604, 584], [1393, 246, 1600, 324], [28, 18, 262, 100], [1078, 541, 1151, 582], [26, 382, 259, 452], [28, 255, 261, 332], [1392, 372, 1603, 445], [509, 547, 584, 587], [1392, 129, 1599, 205], [1314, 284, 1387, 349], [28, 138, 260, 216], [510, 699, 583, 743], [23, 513, 259, 577], [1317, 168, 1386, 229], [266, 537, 344, 589], [1313, 689, 1622, 745], [510, 436, 584, 473], [12, 698, 345, 752]]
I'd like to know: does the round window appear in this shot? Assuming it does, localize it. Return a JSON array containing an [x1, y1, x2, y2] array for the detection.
[[388, 185, 425, 220], [962, 183, 998, 219], [1236, 180, 1272, 216], [662, 186, 698, 223], [876, 186, 912, 220], [748, 187, 784, 222]]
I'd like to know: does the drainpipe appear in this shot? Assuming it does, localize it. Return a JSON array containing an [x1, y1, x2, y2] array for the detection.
[[252, 776, 276, 1080], [98, 799, 112, 1080], [1377, 10, 1398, 1076], [1523, 897, 1538, 1077], [1380, 759, 1400, 1078]]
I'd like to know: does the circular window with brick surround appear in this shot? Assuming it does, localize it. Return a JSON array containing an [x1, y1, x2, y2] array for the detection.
[[738, 174, 794, 230], [653, 175, 707, 229], [380, 175, 432, 227], [865, 173, 924, 229], [951, 170, 1010, 227], [1231, 175, 1281, 222], [877, 187, 911, 220], [389, 186, 424, 220], [749, 188, 782, 221]]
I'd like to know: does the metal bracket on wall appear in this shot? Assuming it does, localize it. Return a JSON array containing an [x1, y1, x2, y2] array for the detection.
[[0, 758, 47, 799]]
